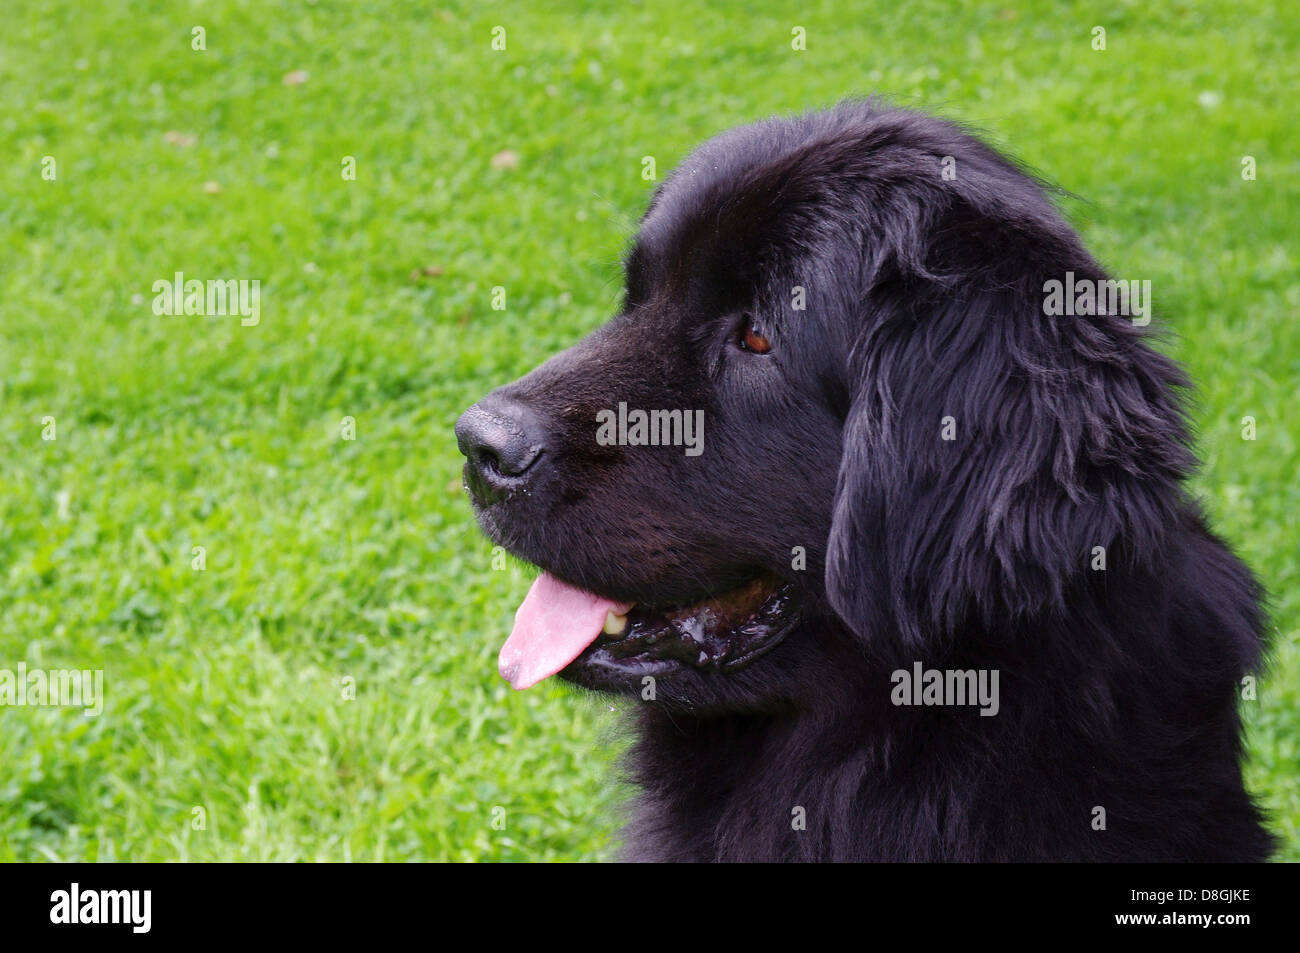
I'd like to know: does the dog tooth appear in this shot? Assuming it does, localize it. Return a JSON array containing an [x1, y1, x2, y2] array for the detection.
[[603, 611, 629, 635]]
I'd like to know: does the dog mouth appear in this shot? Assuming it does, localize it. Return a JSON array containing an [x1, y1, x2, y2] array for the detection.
[[498, 570, 797, 690]]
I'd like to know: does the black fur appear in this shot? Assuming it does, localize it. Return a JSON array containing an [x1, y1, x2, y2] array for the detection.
[[460, 101, 1273, 862]]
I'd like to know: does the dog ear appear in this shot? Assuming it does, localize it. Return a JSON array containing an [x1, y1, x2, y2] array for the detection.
[[825, 273, 1195, 649]]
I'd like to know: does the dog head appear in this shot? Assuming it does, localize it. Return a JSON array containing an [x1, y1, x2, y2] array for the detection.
[[457, 101, 1192, 711]]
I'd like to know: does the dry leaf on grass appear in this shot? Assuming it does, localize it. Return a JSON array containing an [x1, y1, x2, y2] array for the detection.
[[490, 149, 520, 170]]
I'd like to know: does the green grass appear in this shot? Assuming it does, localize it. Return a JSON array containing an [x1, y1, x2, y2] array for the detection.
[[0, 0, 1296, 861]]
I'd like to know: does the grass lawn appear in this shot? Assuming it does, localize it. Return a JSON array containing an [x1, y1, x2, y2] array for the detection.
[[0, 0, 1296, 861]]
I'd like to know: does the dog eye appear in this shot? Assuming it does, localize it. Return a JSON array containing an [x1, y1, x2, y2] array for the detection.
[[737, 316, 772, 354]]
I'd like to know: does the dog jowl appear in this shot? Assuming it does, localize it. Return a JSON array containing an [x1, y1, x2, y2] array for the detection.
[[456, 100, 1272, 862]]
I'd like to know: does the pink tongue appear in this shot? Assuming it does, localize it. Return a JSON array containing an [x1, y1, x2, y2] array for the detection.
[[499, 573, 634, 690]]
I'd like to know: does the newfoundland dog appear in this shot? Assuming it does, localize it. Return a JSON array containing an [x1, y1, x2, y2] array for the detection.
[[455, 101, 1273, 862]]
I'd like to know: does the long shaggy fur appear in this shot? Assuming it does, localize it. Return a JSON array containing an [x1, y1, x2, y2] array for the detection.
[[467, 100, 1273, 862]]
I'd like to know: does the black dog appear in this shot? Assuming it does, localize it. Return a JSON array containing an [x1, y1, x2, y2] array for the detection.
[[456, 101, 1273, 862]]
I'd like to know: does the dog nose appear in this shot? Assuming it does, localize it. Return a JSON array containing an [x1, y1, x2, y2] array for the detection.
[[455, 399, 546, 503]]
